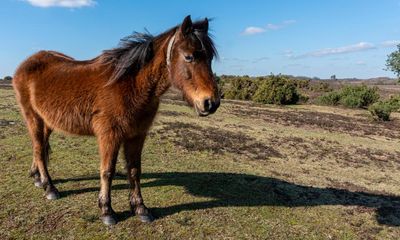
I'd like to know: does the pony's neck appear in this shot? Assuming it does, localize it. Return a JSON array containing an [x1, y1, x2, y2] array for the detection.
[[133, 30, 176, 99]]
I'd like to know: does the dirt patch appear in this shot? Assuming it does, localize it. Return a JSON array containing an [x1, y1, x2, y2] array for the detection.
[[153, 121, 282, 160], [267, 135, 400, 169], [228, 106, 400, 139], [152, 119, 400, 169]]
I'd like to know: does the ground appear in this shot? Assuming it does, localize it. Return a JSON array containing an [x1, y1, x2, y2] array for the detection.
[[1, 86, 400, 239]]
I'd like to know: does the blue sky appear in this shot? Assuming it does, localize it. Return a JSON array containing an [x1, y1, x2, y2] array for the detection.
[[0, 0, 399, 78]]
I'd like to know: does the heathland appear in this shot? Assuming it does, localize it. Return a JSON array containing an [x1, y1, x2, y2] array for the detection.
[[1, 80, 400, 239]]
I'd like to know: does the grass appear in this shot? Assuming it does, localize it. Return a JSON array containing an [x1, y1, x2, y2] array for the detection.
[[1, 87, 400, 239]]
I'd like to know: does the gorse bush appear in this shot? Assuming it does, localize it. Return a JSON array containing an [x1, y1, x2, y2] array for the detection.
[[316, 91, 341, 106], [293, 79, 310, 89], [224, 77, 257, 100], [387, 95, 400, 112], [317, 84, 379, 108], [223, 75, 300, 104], [252, 75, 300, 104], [339, 85, 380, 108], [369, 101, 393, 121], [368, 96, 400, 121]]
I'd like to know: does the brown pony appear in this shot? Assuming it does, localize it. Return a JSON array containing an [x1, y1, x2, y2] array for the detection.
[[13, 15, 220, 225]]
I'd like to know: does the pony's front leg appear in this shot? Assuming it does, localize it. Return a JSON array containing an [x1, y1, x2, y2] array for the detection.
[[97, 133, 120, 225], [123, 135, 154, 223]]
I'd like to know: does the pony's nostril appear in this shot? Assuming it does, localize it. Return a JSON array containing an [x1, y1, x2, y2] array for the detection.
[[203, 98, 212, 112]]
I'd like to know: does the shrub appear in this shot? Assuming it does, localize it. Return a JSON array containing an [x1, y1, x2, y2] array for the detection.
[[298, 94, 310, 104], [369, 101, 397, 121], [339, 85, 379, 108], [224, 77, 258, 100], [388, 95, 400, 112], [316, 84, 379, 108], [316, 91, 341, 106], [252, 75, 300, 104], [294, 79, 311, 89]]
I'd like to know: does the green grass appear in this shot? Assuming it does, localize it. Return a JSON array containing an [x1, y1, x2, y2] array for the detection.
[[1, 88, 400, 239]]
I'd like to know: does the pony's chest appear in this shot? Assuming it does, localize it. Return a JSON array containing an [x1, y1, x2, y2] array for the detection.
[[122, 101, 160, 136]]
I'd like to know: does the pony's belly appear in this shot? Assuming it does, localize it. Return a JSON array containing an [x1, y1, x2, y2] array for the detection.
[[48, 113, 94, 135], [32, 100, 95, 136]]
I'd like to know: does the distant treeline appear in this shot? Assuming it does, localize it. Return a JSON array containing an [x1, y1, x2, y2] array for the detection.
[[217, 74, 397, 84], [217, 74, 400, 121]]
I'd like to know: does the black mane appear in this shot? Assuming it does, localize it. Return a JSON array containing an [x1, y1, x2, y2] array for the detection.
[[102, 31, 154, 84], [102, 20, 218, 85]]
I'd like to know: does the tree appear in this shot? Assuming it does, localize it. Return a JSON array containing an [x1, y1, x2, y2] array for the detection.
[[330, 75, 337, 81], [386, 44, 400, 82]]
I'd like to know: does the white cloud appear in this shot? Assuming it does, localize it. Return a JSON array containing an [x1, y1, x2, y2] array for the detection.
[[292, 42, 376, 59], [242, 27, 266, 35], [25, 0, 96, 8], [381, 40, 400, 47], [221, 57, 250, 62], [283, 50, 294, 58], [266, 20, 296, 30], [242, 20, 296, 35]]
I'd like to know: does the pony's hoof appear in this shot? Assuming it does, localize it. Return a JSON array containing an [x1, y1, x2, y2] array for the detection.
[[101, 215, 117, 226], [138, 213, 155, 223], [34, 179, 43, 188], [45, 188, 60, 200]]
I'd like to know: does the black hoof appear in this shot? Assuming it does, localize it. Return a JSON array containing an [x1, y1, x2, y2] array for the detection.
[[138, 213, 155, 223], [101, 215, 117, 226], [45, 188, 60, 200]]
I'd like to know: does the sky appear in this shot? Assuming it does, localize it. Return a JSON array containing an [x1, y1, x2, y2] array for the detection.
[[0, 0, 399, 79]]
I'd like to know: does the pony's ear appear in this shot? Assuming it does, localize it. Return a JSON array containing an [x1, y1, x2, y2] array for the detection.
[[180, 15, 193, 36], [202, 17, 209, 32]]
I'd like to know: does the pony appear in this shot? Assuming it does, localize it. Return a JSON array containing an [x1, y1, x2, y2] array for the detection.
[[13, 15, 220, 225]]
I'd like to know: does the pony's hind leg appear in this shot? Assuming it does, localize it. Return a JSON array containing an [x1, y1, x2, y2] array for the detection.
[[23, 107, 59, 200], [30, 126, 52, 188]]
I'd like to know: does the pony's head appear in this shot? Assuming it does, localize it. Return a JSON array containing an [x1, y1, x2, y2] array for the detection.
[[167, 15, 220, 116]]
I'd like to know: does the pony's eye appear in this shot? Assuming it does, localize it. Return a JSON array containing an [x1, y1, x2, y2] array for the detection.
[[184, 55, 194, 63]]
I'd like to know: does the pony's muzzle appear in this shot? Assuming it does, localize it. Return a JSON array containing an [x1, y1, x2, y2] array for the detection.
[[195, 97, 220, 117]]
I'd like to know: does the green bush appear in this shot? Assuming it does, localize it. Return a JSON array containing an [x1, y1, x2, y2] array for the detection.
[[294, 79, 311, 89], [298, 94, 310, 104], [368, 99, 400, 121], [316, 91, 341, 106], [252, 75, 300, 104], [339, 85, 380, 108], [388, 95, 400, 112], [316, 84, 379, 108], [224, 77, 258, 100]]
